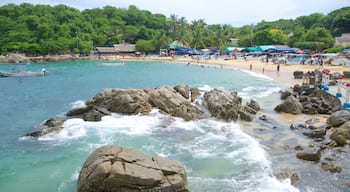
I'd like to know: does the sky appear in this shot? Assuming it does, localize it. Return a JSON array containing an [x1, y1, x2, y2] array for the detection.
[[1, 0, 349, 26]]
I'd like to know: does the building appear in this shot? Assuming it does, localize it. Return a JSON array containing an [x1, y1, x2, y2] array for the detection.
[[335, 33, 350, 47], [114, 43, 136, 53]]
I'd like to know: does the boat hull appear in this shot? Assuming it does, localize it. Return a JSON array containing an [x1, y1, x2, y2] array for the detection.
[[0, 71, 45, 77]]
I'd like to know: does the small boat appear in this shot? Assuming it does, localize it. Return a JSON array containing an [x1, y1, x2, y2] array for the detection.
[[0, 68, 48, 77]]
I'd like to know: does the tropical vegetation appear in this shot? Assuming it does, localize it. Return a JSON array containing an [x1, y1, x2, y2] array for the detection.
[[0, 3, 349, 55]]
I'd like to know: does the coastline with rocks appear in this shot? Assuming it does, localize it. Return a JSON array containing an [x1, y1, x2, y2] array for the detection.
[[3, 53, 350, 191]]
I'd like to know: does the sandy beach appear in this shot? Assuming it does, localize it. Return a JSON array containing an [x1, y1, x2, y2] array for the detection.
[[120, 55, 350, 89]]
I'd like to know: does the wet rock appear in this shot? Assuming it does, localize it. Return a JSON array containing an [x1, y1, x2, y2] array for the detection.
[[327, 110, 350, 127], [26, 117, 65, 137], [238, 109, 253, 121], [66, 105, 94, 116], [203, 89, 242, 121], [274, 96, 303, 114], [148, 86, 203, 121], [321, 162, 342, 173], [275, 172, 299, 185], [280, 90, 292, 100], [174, 83, 190, 99], [190, 87, 200, 102], [78, 146, 189, 192], [296, 147, 321, 162], [330, 120, 350, 146], [302, 128, 327, 139]]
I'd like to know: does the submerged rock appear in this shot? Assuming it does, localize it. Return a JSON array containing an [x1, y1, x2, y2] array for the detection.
[[296, 147, 321, 162], [78, 146, 189, 192], [26, 117, 65, 137]]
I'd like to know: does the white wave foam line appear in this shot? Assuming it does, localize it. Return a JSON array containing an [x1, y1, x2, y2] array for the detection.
[[241, 69, 274, 81], [239, 86, 281, 98], [70, 100, 86, 109], [38, 109, 164, 142]]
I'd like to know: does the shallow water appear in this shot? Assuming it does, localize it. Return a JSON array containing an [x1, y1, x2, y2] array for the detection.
[[0, 60, 347, 191]]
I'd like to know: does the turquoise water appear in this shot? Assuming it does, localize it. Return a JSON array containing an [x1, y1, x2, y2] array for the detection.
[[0, 60, 299, 191]]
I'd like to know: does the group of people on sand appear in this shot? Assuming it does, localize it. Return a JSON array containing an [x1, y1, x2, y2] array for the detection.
[[300, 55, 324, 67]]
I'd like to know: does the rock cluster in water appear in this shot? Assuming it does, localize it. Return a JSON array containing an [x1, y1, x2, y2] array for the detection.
[[27, 84, 260, 137], [274, 84, 350, 183], [26, 84, 261, 192]]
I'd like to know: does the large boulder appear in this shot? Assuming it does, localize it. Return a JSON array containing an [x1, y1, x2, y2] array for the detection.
[[78, 146, 189, 192], [148, 86, 203, 121], [327, 110, 350, 127], [330, 120, 350, 146], [274, 96, 303, 114], [203, 89, 242, 121], [87, 88, 153, 115]]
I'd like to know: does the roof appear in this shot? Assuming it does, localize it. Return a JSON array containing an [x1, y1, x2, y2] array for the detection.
[[114, 43, 136, 53], [96, 47, 117, 53]]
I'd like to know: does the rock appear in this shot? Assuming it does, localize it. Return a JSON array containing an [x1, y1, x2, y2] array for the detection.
[[26, 117, 65, 137], [190, 87, 200, 102], [66, 105, 94, 116], [321, 162, 342, 173], [296, 147, 321, 162], [174, 84, 190, 99], [82, 110, 103, 121], [87, 88, 153, 115], [148, 86, 203, 121], [246, 99, 260, 112], [239, 109, 254, 121], [327, 110, 350, 127], [330, 120, 350, 146], [280, 90, 292, 100], [302, 88, 342, 114], [78, 146, 189, 192], [275, 172, 299, 185], [203, 89, 242, 121], [302, 128, 327, 139], [274, 96, 303, 114]]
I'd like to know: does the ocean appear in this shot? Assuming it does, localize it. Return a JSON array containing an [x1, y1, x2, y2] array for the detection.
[[0, 60, 346, 192]]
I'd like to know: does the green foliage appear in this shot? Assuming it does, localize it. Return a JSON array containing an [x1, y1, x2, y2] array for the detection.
[[324, 47, 342, 53], [0, 3, 348, 55]]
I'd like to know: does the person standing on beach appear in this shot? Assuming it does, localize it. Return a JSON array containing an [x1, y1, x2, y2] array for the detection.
[[250, 64, 252, 71], [277, 63, 280, 73]]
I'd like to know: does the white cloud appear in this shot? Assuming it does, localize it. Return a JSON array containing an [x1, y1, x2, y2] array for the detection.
[[0, 0, 348, 26]]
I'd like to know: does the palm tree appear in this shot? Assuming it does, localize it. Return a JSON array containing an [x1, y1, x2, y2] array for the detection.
[[190, 19, 207, 49]]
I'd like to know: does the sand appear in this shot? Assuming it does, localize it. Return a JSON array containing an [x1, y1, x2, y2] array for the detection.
[[122, 55, 350, 89]]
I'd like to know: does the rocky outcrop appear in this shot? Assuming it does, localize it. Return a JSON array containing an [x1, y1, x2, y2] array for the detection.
[[327, 110, 350, 127], [72, 86, 203, 121], [148, 86, 203, 121], [28, 85, 262, 137], [274, 96, 303, 114], [78, 146, 189, 192], [203, 89, 242, 121], [276, 87, 342, 115], [26, 117, 65, 137], [0, 53, 83, 63]]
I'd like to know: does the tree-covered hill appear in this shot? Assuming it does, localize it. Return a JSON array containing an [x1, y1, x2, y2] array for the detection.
[[0, 3, 349, 55]]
